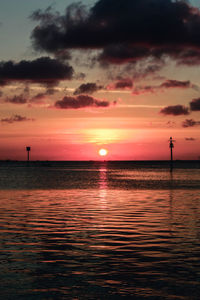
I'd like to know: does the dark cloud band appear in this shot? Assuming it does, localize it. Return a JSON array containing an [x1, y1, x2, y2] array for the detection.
[[31, 0, 200, 65], [0, 57, 74, 86]]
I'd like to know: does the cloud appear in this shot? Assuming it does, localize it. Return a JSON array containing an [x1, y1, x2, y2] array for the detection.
[[133, 63, 164, 80], [54, 50, 71, 61], [190, 98, 200, 111], [106, 61, 164, 82], [31, 1, 200, 65], [160, 105, 189, 116], [46, 88, 57, 95], [133, 79, 197, 95], [30, 88, 56, 103], [99, 45, 151, 64], [55, 95, 111, 109], [75, 72, 86, 80], [107, 46, 200, 66], [182, 118, 200, 127], [73, 83, 103, 95], [30, 92, 47, 104], [0, 80, 6, 86], [4, 86, 58, 106], [166, 121, 176, 128], [133, 85, 156, 95], [185, 137, 196, 141], [6, 94, 27, 104], [160, 80, 195, 89], [107, 79, 133, 90], [0, 114, 34, 124], [0, 57, 74, 87]]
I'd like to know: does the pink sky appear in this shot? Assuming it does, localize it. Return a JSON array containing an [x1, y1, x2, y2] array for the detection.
[[0, 0, 200, 160]]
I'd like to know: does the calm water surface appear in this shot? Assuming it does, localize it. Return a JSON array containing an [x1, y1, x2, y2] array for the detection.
[[0, 161, 200, 299]]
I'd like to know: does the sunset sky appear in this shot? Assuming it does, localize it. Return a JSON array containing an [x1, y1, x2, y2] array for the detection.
[[0, 0, 200, 160]]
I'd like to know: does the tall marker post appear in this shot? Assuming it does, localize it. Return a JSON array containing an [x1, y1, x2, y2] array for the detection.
[[26, 146, 31, 162], [169, 137, 175, 172]]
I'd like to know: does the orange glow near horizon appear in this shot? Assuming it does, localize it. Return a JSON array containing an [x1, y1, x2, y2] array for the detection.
[[85, 128, 124, 144]]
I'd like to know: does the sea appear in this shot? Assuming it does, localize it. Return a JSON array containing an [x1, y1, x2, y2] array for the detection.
[[0, 160, 200, 300]]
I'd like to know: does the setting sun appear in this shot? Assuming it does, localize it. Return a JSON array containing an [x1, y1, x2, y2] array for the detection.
[[99, 148, 108, 156]]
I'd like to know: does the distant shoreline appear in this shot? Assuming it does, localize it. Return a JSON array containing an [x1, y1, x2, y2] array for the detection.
[[0, 160, 199, 163], [0, 160, 199, 170]]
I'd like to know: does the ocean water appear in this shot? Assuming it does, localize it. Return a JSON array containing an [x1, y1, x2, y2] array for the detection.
[[0, 161, 200, 299]]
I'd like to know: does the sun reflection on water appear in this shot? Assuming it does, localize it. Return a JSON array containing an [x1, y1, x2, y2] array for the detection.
[[98, 162, 108, 206]]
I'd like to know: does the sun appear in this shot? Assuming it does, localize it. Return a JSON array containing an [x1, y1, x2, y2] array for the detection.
[[99, 148, 108, 156]]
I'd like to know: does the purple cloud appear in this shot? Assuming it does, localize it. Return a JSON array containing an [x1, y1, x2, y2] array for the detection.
[[55, 95, 111, 109], [108, 78, 133, 90], [190, 98, 200, 111], [160, 105, 189, 116], [73, 83, 103, 95], [160, 80, 193, 89]]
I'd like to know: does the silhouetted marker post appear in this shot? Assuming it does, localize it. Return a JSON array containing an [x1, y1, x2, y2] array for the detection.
[[26, 146, 31, 162], [169, 137, 175, 172]]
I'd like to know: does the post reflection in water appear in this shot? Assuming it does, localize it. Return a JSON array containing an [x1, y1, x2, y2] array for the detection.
[[98, 162, 108, 206]]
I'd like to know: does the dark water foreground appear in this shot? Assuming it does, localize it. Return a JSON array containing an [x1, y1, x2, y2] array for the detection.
[[0, 161, 200, 299]]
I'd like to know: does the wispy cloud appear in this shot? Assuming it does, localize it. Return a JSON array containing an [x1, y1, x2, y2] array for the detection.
[[0, 115, 35, 124], [182, 119, 200, 127], [6, 94, 27, 104], [185, 137, 196, 141], [133, 79, 198, 95]]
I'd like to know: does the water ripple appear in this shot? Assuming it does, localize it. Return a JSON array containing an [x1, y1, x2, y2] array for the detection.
[[0, 164, 200, 299]]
